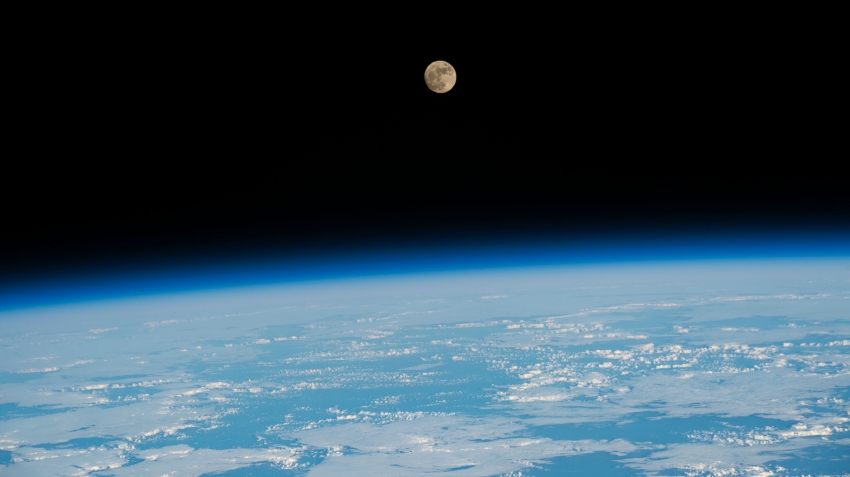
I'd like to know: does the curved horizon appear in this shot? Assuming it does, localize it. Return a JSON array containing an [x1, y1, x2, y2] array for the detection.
[[2, 225, 849, 311]]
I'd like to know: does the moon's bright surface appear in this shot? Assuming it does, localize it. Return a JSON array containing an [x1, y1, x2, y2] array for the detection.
[[424, 61, 456, 93]]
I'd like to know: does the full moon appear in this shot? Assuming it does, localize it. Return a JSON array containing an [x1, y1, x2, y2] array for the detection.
[[424, 61, 456, 93]]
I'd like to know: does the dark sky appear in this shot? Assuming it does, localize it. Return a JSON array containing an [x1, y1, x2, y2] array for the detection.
[[7, 10, 847, 301]]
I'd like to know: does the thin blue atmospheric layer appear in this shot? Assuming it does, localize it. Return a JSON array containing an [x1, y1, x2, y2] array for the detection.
[[2, 227, 849, 311]]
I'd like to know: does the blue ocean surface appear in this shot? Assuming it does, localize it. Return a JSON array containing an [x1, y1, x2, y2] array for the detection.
[[1, 257, 849, 476]]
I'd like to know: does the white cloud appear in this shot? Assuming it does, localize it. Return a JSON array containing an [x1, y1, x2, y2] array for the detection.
[[294, 416, 644, 477], [15, 367, 58, 373], [144, 320, 179, 327], [105, 445, 303, 477]]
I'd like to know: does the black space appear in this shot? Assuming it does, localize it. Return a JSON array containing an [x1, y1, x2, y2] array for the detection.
[[7, 8, 847, 288]]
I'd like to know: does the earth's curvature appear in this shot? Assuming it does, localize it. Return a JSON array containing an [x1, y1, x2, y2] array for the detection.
[[1, 259, 849, 476]]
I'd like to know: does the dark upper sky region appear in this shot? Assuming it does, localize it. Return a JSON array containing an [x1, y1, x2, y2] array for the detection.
[[7, 9, 846, 308]]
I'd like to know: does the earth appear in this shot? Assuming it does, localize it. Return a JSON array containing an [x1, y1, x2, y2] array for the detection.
[[1, 259, 848, 476]]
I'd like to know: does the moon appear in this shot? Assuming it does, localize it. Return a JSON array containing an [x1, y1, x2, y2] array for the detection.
[[424, 61, 456, 93]]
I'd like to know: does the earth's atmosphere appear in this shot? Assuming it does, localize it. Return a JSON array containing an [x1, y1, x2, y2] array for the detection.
[[1, 259, 849, 476]]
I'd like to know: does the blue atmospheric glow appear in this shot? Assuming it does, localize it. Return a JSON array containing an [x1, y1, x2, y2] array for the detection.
[[2, 229, 849, 310]]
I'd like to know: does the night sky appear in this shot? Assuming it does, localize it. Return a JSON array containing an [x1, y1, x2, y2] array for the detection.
[[7, 10, 847, 308]]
